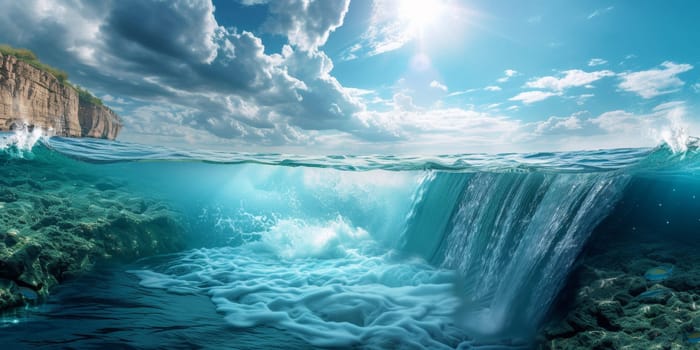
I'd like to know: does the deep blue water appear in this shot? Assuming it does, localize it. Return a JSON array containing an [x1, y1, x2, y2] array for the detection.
[[2, 131, 700, 349]]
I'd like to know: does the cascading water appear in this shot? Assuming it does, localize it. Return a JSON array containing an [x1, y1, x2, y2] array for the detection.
[[400, 171, 630, 340]]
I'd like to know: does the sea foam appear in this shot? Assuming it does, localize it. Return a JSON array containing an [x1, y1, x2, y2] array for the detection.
[[131, 217, 468, 348], [0, 127, 46, 158]]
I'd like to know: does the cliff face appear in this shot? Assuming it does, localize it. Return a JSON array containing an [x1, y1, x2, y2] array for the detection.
[[79, 101, 121, 139], [0, 52, 121, 139]]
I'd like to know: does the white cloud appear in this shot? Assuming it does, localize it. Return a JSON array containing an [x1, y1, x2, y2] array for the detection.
[[497, 69, 518, 83], [0, 0, 378, 147], [101, 94, 128, 104], [619, 62, 694, 98], [446, 88, 478, 97], [534, 115, 583, 135], [236, 0, 349, 52], [653, 101, 686, 112], [239, 0, 269, 5], [342, 0, 413, 58], [526, 69, 614, 91], [520, 102, 696, 152], [587, 6, 614, 20], [429, 80, 448, 92], [484, 85, 501, 92], [344, 0, 466, 59], [588, 58, 607, 67], [592, 111, 651, 133], [392, 93, 418, 111], [589, 101, 692, 150], [693, 83, 700, 93], [0, 0, 373, 146], [260, 0, 351, 52], [344, 87, 376, 98], [341, 43, 362, 61], [373, 100, 697, 154], [576, 94, 594, 105], [509, 91, 561, 104], [353, 107, 522, 153], [355, 0, 415, 57]]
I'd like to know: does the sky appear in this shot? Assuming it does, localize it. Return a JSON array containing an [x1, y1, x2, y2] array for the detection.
[[0, 0, 698, 154]]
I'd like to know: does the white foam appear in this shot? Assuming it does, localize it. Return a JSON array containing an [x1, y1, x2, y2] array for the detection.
[[0, 126, 47, 158], [660, 126, 690, 154], [259, 215, 370, 259], [131, 234, 467, 348]]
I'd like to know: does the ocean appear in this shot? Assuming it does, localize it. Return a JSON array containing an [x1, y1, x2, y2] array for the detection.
[[1, 130, 699, 349]]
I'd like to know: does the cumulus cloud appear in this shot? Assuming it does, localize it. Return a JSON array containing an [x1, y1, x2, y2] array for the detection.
[[484, 85, 502, 92], [520, 102, 695, 151], [525, 69, 614, 91], [429, 80, 448, 92], [0, 0, 371, 147], [618, 62, 694, 99], [253, 0, 351, 52], [588, 102, 692, 151], [373, 100, 696, 153], [392, 93, 418, 111], [534, 115, 583, 135], [509, 91, 561, 104], [105, 0, 220, 63]]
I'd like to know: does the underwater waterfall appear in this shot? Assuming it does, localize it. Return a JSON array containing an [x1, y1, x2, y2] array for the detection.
[[400, 172, 630, 340]]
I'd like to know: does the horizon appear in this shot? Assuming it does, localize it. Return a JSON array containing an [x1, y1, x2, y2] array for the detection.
[[0, 0, 698, 154]]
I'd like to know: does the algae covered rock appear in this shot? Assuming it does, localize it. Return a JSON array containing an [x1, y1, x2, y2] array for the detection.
[[0, 188, 18, 202], [538, 241, 700, 349], [594, 301, 623, 331], [0, 158, 186, 311]]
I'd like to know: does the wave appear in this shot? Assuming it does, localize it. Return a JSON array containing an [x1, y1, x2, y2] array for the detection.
[[0, 127, 47, 159], [3, 130, 700, 173]]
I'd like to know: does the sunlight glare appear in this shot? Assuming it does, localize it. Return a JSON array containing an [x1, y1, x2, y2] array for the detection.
[[398, 0, 445, 29]]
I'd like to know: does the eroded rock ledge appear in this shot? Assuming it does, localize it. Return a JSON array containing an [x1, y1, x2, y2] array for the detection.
[[0, 158, 185, 311]]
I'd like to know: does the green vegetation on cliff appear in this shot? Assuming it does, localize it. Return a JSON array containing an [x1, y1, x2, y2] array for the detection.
[[74, 85, 104, 106], [0, 44, 103, 106], [0, 44, 69, 83]]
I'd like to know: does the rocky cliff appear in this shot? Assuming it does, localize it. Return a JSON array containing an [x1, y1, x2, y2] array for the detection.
[[0, 52, 121, 139], [79, 100, 121, 139]]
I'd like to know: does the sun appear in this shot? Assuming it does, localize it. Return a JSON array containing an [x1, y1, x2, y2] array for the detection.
[[398, 0, 446, 31]]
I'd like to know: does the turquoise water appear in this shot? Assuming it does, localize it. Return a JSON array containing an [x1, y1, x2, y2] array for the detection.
[[2, 131, 700, 349]]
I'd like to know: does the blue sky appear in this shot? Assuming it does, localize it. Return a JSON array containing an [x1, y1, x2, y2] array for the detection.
[[0, 0, 698, 154]]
